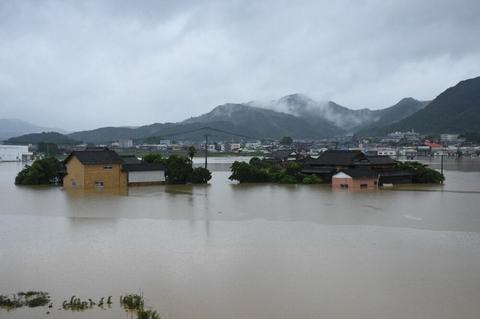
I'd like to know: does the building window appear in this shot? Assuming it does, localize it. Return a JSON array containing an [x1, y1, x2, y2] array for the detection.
[[340, 184, 349, 189], [104, 165, 113, 170], [71, 180, 76, 187], [95, 181, 104, 188], [360, 184, 368, 189]]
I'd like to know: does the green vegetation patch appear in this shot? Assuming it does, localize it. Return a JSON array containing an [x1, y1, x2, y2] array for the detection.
[[15, 157, 65, 185], [120, 294, 144, 311], [397, 161, 445, 183], [0, 291, 50, 309], [229, 157, 322, 184], [143, 154, 211, 184], [137, 309, 161, 319]]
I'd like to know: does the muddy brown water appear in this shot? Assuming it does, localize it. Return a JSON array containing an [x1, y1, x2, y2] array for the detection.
[[1, 157, 480, 319]]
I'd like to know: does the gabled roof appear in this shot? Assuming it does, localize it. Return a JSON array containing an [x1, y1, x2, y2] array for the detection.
[[65, 148, 124, 165], [122, 162, 165, 172], [309, 150, 366, 166], [335, 168, 379, 178]]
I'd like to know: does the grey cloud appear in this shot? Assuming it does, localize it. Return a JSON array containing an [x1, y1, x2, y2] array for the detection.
[[0, 0, 479, 130]]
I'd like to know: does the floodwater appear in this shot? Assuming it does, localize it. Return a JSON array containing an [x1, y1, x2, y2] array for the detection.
[[1, 157, 480, 319]]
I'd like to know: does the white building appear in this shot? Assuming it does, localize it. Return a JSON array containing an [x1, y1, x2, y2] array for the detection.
[[440, 134, 460, 143], [118, 139, 134, 148], [229, 143, 241, 151], [122, 162, 166, 186], [0, 145, 33, 162], [377, 148, 397, 156]]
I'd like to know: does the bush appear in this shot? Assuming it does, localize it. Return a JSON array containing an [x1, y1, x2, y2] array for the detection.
[[229, 161, 271, 183], [142, 154, 211, 184], [15, 157, 64, 185], [230, 159, 324, 184], [396, 161, 445, 183], [190, 167, 212, 184], [302, 175, 321, 184], [285, 162, 302, 176], [142, 153, 163, 163], [279, 175, 297, 184]]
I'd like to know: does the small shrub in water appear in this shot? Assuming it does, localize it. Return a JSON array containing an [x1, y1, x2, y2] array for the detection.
[[0, 295, 23, 309], [0, 291, 50, 309], [120, 294, 144, 311], [137, 309, 161, 319]]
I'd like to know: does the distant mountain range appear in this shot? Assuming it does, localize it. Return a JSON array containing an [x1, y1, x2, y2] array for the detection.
[[362, 76, 480, 135], [5, 132, 79, 145], [4, 76, 480, 144], [263, 94, 429, 132], [0, 119, 66, 141]]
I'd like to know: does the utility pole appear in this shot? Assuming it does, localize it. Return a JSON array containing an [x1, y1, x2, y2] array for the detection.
[[204, 134, 209, 169]]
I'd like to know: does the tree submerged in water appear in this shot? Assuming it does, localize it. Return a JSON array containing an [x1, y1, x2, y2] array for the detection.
[[229, 157, 321, 184], [396, 161, 445, 183], [143, 154, 211, 184], [14, 158, 64, 185]]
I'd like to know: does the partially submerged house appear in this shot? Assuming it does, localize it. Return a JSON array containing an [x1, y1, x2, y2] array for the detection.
[[332, 168, 379, 190], [302, 150, 414, 187], [63, 148, 165, 190]]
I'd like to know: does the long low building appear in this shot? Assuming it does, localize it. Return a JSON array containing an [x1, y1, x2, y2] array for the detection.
[[0, 145, 33, 162], [122, 162, 166, 186], [63, 148, 165, 190]]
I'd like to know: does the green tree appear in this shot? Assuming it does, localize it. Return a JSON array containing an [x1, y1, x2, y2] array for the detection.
[[302, 175, 321, 184], [396, 161, 445, 183], [285, 162, 302, 176], [190, 167, 212, 183], [142, 153, 163, 163], [229, 161, 271, 183], [15, 157, 64, 185], [163, 155, 193, 184], [187, 145, 196, 162]]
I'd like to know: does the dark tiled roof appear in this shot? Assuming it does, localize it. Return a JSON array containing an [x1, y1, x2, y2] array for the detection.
[[121, 155, 142, 164], [270, 150, 296, 160], [337, 168, 379, 178], [377, 169, 415, 177], [65, 148, 124, 165], [309, 150, 366, 166], [301, 167, 336, 174], [122, 162, 165, 172], [364, 155, 398, 165]]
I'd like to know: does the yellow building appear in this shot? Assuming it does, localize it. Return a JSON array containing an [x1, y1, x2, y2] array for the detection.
[[63, 148, 166, 190], [63, 148, 128, 190]]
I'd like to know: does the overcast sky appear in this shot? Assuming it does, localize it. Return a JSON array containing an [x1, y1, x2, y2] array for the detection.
[[1, 0, 480, 131]]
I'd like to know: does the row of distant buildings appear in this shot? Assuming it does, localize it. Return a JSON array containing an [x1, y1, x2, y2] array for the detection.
[[2, 129, 480, 162]]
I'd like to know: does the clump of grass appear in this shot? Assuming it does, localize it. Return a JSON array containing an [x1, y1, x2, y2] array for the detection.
[[23, 292, 50, 307], [137, 309, 161, 319], [61, 295, 112, 311], [120, 294, 144, 311], [0, 292, 50, 309], [0, 295, 24, 309]]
